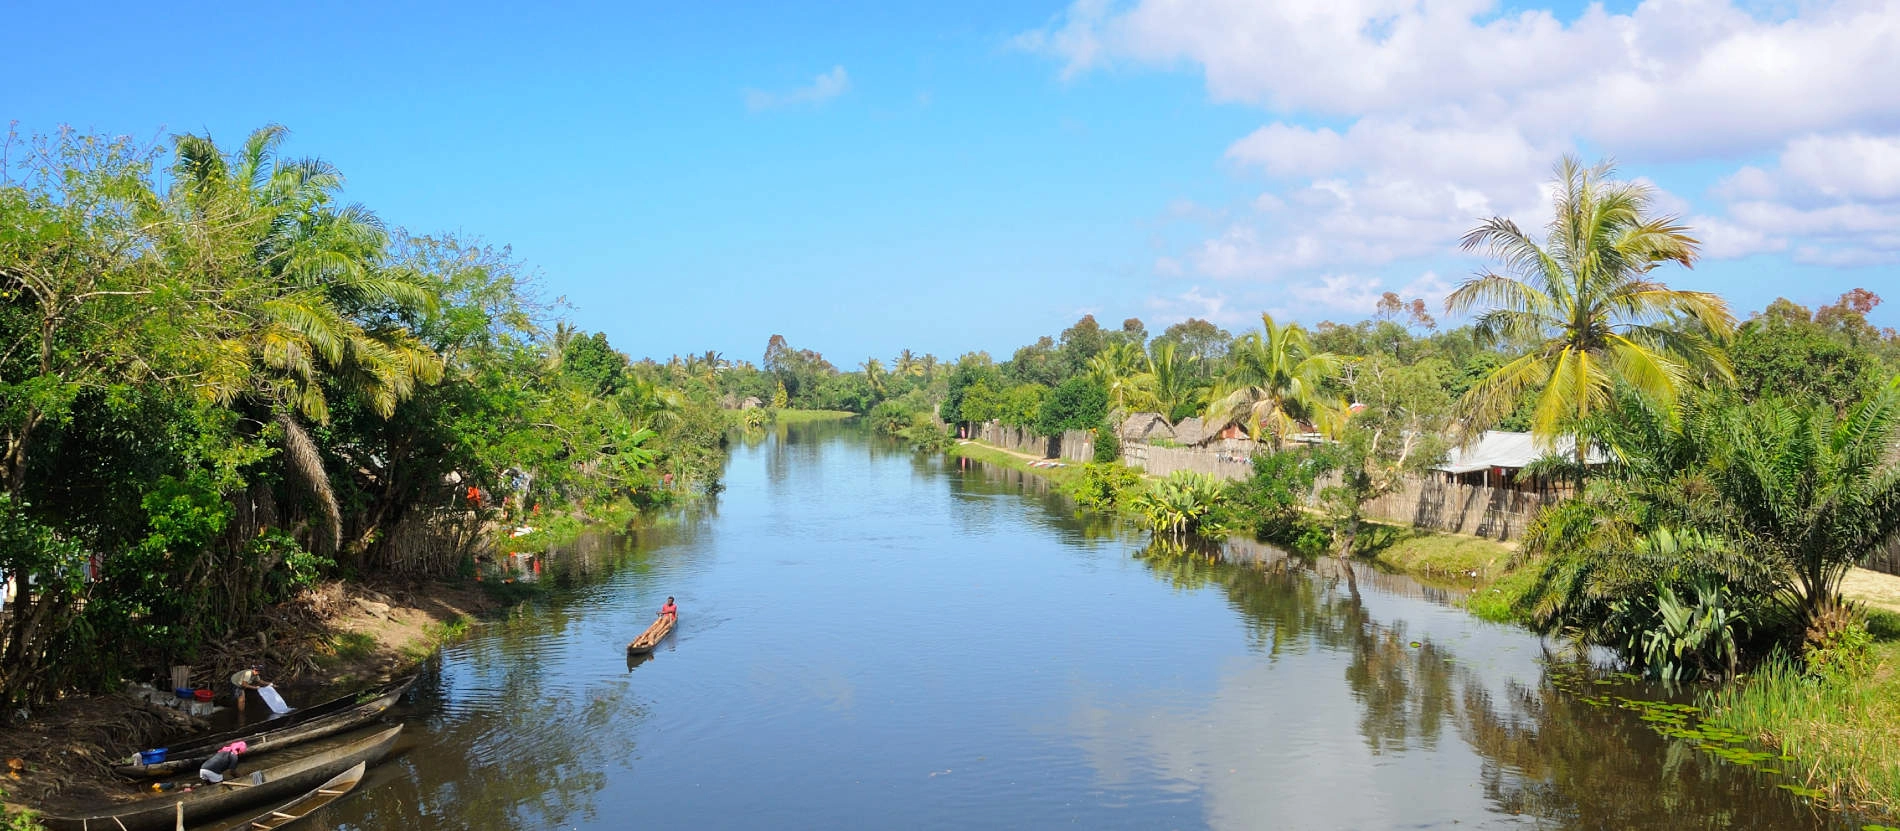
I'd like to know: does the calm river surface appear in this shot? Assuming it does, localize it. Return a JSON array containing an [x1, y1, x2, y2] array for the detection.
[[319, 420, 1859, 830]]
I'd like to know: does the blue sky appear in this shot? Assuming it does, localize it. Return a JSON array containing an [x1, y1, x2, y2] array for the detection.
[[6, 0, 1897, 365]]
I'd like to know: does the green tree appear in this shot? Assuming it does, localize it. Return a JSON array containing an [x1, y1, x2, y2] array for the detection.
[[1712, 381, 1900, 638], [1058, 314, 1110, 377], [1143, 340, 1205, 421], [1732, 296, 1883, 411], [169, 126, 443, 554], [1004, 336, 1063, 387], [1209, 313, 1344, 446], [1086, 340, 1150, 417], [939, 353, 1002, 426], [1447, 156, 1734, 460], [861, 357, 888, 399], [1036, 376, 1108, 436], [1320, 356, 1453, 554], [957, 380, 1001, 424], [1153, 317, 1231, 367], [562, 332, 629, 396], [998, 384, 1046, 428]]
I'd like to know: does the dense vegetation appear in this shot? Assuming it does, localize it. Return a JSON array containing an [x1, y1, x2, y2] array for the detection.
[[7, 130, 1900, 812], [0, 127, 742, 705]]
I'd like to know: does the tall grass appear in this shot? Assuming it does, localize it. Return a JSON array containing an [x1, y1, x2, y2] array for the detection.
[[1701, 644, 1900, 819]]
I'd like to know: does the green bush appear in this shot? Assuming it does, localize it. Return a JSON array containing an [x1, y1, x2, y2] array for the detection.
[[1036, 377, 1108, 436], [1093, 425, 1122, 463], [1229, 448, 1324, 544], [1064, 462, 1144, 513], [1804, 622, 1875, 681]]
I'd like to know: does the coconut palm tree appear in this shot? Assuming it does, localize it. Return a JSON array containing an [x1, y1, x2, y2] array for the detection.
[[1144, 340, 1204, 420], [1088, 340, 1151, 417], [1447, 156, 1734, 460], [893, 349, 924, 380], [1208, 313, 1344, 446], [919, 353, 939, 383], [547, 322, 579, 371], [861, 358, 887, 398]]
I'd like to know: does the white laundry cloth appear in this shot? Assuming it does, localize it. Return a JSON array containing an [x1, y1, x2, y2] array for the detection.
[[258, 684, 292, 714]]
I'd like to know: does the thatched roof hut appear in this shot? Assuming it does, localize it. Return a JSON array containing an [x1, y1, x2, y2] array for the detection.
[[1120, 412, 1174, 443], [1172, 416, 1211, 447]]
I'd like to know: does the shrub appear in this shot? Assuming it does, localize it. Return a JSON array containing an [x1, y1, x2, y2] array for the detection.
[[1130, 471, 1231, 541], [1093, 425, 1122, 463], [1064, 462, 1144, 513], [1229, 448, 1324, 544], [1625, 580, 1747, 683]]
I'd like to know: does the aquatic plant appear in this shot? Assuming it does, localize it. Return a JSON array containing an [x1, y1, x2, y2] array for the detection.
[[1130, 470, 1232, 541]]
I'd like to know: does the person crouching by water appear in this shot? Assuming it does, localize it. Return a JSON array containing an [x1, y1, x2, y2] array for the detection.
[[659, 596, 677, 620], [230, 664, 271, 713], [200, 741, 247, 783]]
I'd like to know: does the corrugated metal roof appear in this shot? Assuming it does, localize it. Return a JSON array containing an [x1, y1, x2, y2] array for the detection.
[[1433, 431, 1607, 472]]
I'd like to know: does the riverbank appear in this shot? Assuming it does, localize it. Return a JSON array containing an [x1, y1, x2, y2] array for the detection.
[[951, 436, 1900, 822], [948, 438, 1513, 585], [772, 408, 858, 424], [0, 576, 503, 823]]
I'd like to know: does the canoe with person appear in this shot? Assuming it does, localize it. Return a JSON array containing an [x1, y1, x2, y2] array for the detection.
[[114, 675, 417, 779], [39, 725, 402, 831], [626, 596, 678, 655]]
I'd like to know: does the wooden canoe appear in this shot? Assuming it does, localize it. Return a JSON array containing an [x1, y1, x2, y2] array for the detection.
[[39, 725, 402, 831], [626, 614, 676, 655], [114, 675, 417, 779], [204, 761, 365, 831]]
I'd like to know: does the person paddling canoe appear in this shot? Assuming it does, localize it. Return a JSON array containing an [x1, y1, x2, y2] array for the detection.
[[658, 596, 677, 620]]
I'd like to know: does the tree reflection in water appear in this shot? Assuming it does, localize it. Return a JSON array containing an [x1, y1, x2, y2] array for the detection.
[[1134, 542, 1858, 830]]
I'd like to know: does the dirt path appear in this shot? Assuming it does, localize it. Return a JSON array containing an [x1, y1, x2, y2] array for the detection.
[[1845, 567, 1900, 614], [956, 439, 1048, 462]]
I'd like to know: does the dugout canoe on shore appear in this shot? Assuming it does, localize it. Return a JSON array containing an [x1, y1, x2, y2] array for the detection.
[[40, 725, 402, 831], [203, 761, 366, 831], [114, 676, 417, 779]]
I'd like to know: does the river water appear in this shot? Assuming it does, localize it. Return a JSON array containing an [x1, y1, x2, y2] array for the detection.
[[318, 420, 1860, 830]]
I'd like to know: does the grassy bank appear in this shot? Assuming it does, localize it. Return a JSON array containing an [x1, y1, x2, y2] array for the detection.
[[1701, 638, 1900, 820], [1354, 522, 1515, 582], [947, 440, 1086, 486], [773, 408, 858, 424]]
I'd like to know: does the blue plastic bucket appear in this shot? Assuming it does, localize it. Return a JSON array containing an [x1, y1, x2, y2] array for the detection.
[[139, 749, 167, 764], [173, 687, 193, 699]]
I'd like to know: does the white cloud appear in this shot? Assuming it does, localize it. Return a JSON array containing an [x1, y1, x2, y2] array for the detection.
[[1291, 271, 1455, 318], [1691, 214, 1788, 259], [744, 66, 851, 111], [1144, 285, 1243, 325], [1025, 0, 1900, 157], [1703, 131, 1900, 263], [1721, 133, 1900, 204], [1226, 119, 1557, 188], [1021, 0, 1900, 289]]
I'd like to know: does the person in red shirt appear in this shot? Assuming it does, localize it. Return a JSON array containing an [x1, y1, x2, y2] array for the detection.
[[658, 597, 677, 620]]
